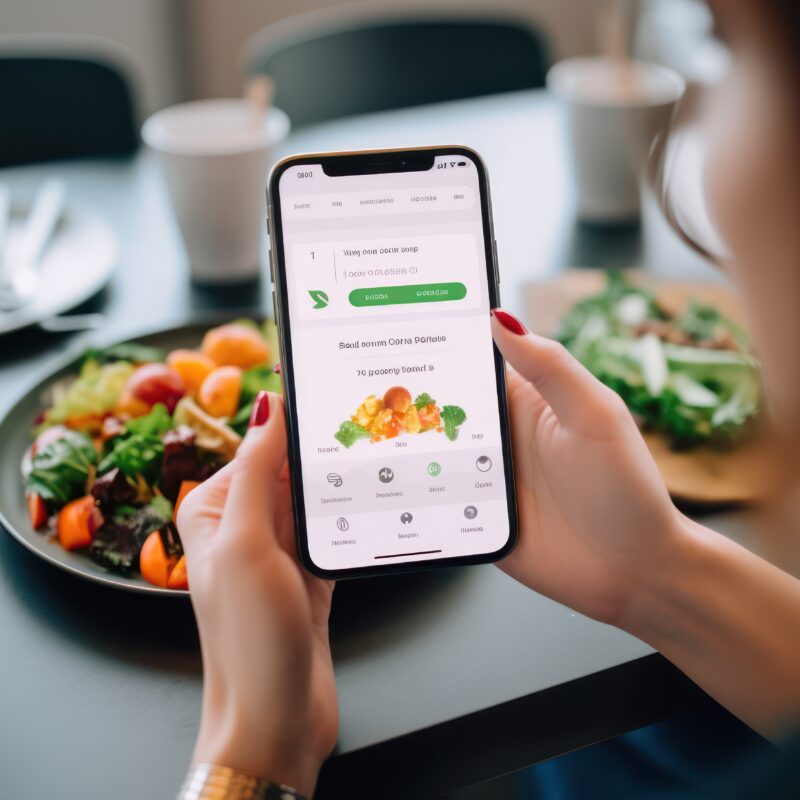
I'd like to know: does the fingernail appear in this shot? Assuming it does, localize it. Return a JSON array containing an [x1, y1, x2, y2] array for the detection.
[[273, 361, 281, 374], [491, 308, 528, 335], [248, 391, 270, 428]]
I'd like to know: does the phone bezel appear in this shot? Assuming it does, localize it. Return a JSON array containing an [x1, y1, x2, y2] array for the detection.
[[267, 145, 518, 579]]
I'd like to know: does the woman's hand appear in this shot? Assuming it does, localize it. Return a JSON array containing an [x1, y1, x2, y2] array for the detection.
[[177, 391, 337, 797], [490, 309, 687, 627]]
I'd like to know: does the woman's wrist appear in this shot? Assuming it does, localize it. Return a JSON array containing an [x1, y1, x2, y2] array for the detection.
[[616, 512, 714, 646], [192, 689, 322, 797]]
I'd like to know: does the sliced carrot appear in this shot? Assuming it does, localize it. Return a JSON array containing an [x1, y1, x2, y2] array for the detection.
[[174, 480, 201, 521], [166, 555, 188, 590], [27, 493, 48, 529], [140, 530, 179, 588], [57, 496, 103, 550]]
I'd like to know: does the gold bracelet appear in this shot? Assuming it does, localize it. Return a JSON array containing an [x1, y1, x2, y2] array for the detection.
[[177, 763, 307, 800]]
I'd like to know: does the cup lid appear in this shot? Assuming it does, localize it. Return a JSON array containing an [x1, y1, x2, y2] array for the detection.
[[142, 98, 291, 155], [547, 57, 686, 109]]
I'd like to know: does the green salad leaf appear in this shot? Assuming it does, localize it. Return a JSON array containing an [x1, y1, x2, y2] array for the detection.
[[229, 365, 283, 435], [26, 430, 98, 507], [414, 392, 435, 409], [441, 405, 467, 441], [229, 403, 254, 437], [124, 403, 173, 438], [334, 421, 371, 449], [80, 342, 166, 367], [98, 434, 164, 482], [240, 365, 282, 405], [44, 360, 135, 426], [559, 271, 761, 448]]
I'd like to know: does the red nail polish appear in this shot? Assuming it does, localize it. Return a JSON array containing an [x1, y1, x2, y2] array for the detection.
[[273, 361, 281, 375], [491, 308, 528, 335], [249, 391, 270, 428]]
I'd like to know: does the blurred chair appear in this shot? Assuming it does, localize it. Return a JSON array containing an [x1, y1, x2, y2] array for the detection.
[[242, 11, 549, 128], [0, 36, 139, 168]]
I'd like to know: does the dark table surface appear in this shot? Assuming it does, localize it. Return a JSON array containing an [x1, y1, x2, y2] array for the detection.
[[0, 89, 752, 799]]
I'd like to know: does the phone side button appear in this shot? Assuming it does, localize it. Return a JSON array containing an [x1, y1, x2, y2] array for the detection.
[[272, 290, 278, 322], [268, 250, 275, 284], [493, 239, 500, 282]]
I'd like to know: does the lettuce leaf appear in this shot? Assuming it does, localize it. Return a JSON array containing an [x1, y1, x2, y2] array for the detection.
[[45, 360, 135, 426], [98, 434, 164, 482], [240, 365, 282, 405], [124, 403, 173, 438], [25, 430, 98, 507]]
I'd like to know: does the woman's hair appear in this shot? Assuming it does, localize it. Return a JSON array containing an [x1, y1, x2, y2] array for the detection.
[[757, 2, 800, 68]]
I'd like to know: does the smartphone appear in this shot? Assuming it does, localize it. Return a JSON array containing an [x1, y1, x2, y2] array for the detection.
[[267, 146, 517, 578]]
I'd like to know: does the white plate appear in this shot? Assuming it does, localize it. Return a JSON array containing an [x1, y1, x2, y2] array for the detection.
[[0, 201, 117, 335]]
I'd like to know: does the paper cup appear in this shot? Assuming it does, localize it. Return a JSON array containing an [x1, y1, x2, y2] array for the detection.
[[547, 57, 685, 223], [142, 99, 290, 283]]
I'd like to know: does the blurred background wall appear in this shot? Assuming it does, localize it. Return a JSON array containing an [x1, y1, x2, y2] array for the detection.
[[0, 0, 609, 117], [181, 0, 606, 100], [0, 0, 717, 121], [0, 0, 185, 116]]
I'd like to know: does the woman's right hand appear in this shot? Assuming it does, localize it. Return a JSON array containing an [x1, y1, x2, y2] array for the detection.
[[490, 309, 689, 628]]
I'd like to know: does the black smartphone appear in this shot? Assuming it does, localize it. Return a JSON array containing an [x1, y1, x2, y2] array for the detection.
[[267, 146, 517, 578]]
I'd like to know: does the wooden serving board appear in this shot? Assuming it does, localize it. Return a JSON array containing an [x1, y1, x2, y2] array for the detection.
[[525, 269, 779, 505]]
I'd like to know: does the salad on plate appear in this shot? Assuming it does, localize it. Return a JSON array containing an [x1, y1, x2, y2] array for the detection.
[[22, 320, 281, 591]]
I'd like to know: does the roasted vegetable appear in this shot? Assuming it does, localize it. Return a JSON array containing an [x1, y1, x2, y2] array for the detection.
[[57, 496, 103, 550], [27, 493, 48, 529], [140, 530, 179, 588], [166, 555, 188, 590]]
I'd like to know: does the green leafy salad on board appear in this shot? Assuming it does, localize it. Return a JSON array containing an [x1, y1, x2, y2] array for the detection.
[[557, 271, 761, 448]]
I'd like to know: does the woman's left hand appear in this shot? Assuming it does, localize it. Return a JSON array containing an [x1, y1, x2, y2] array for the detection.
[[177, 391, 337, 797]]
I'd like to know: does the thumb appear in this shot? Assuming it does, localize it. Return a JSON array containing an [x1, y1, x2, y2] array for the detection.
[[490, 308, 620, 429], [220, 391, 288, 538]]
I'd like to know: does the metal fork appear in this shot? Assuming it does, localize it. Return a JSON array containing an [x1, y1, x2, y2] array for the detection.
[[0, 180, 65, 312]]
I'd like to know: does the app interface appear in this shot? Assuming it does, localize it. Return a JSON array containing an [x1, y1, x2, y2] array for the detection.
[[277, 153, 510, 570]]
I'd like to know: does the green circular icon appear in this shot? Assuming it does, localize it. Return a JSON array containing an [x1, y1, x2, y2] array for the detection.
[[427, 461, 442, 477]]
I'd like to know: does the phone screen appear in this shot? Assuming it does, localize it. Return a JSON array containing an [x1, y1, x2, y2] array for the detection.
[[271, 148, 515, 576]]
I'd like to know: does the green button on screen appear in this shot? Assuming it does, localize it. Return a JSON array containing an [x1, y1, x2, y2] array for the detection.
[[349, 282, 467, 307]]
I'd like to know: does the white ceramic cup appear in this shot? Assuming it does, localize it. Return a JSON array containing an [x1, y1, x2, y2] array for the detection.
[[547, 57, 685, 223], [142, 99, 290, 283]]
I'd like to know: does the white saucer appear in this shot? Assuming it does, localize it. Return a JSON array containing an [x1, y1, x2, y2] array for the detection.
[[0, 201, 117, 335]]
